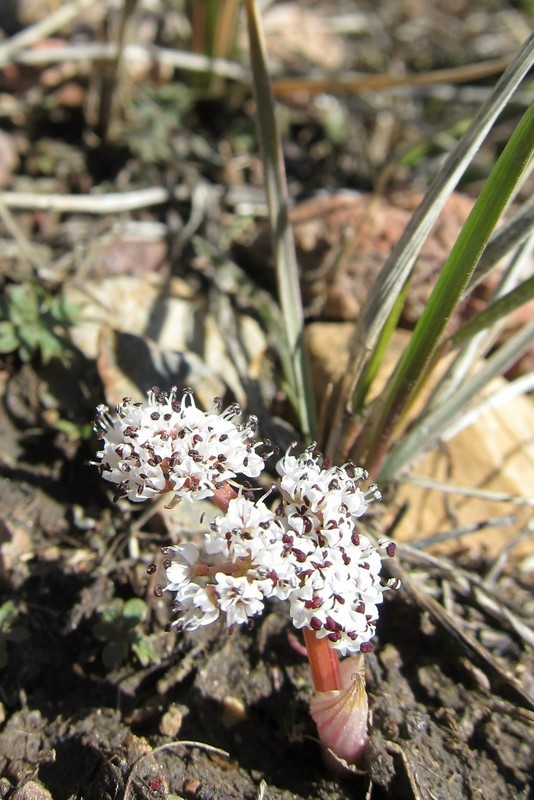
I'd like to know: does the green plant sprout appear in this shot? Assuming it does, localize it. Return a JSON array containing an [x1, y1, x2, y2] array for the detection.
[[0, 282, 78, 365], [92, 598, 158, 671], [0, 600, 29, 670]]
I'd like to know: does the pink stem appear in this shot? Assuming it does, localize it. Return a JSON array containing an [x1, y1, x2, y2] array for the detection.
[[303, 627, 342, 693], [211, 481, 238, 512]]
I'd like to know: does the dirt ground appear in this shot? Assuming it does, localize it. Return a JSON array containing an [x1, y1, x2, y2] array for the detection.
[[0, 1, 533, 799]]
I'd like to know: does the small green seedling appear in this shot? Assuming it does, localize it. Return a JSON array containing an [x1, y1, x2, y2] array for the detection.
[[0, 600, 30, 669], [92, 598, 158, 670], [0, 282, 78, 365]]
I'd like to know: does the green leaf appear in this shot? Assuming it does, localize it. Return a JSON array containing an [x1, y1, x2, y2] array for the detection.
[[0, 600, 17, 630], [34, 327, 66, 364], [7, 283, 40, 324], [0, 639, 7, 669], [446, 275, 534, 352], [0, 321, 19, 353], [326, 33, 534, 462], [122, 598, 147, 627], [102, 639, 128, 670], [131, 635, 158, 667], [53, 419, 93, 441], [49, 293, 79, 326], [17, 324, 44, 357], [92, 620, 118, 642], [93, 599, 125, 638]]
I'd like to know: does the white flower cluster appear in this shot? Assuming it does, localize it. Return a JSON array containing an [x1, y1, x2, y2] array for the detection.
[[162, 447, 397, 656], [93, 387, 265, 503]]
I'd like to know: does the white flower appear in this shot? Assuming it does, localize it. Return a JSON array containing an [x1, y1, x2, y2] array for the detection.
[[164, 543, 201, 594], [161, 445, 398, 653], [173, 584, 220, 631], [93, 387, 266, 503], [215, 574, 265, 627], [274, 447, 393, 655], [207, 496, 280, 560]]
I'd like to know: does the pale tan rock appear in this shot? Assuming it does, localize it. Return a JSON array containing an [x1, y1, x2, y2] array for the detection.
[[393, 389, 534, 557], [66, 275, 195, 361], [66, 273, 268, 408]]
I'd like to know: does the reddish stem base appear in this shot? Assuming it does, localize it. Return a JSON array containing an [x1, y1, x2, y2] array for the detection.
[[212, 482, 238, 512], [303, 627, 342, 692]]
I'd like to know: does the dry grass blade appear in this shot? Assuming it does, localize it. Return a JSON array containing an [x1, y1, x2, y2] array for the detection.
[[243, 0, 315, 439], [388, 558, 534, 711], [397, 542, 534, 647], [271, 56, 513, 97], [405, 476, 534, 509], [483, 518, 534, 587], [382, 319, 534, 477], [89, 0, 139, 139], [441, 371, 534, 441]]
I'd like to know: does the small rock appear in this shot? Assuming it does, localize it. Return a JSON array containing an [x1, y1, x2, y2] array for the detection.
[[221, 695, 247, 728], [11, 781, 53, 800], [159, 705, 183, 738]]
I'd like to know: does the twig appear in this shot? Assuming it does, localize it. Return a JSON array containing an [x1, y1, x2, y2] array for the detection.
[[412, 515, 517, 550], [405, 475, 534, 508], [123, 740, 230, 800], [0, 185, 190, 213], [0, 0, 97, 65], [0, 40, 249, 79]]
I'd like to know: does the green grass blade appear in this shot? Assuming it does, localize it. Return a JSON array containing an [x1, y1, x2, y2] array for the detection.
[[447, 274, 534, 353], [467, 194, 534, 293], [350, 280, 409, 415], [325, 33, 534, 462], [243, 0, 316, 440], [423, 226, 534, 415], [357, 99, 534, 476], [380, 320, 534, 480]]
